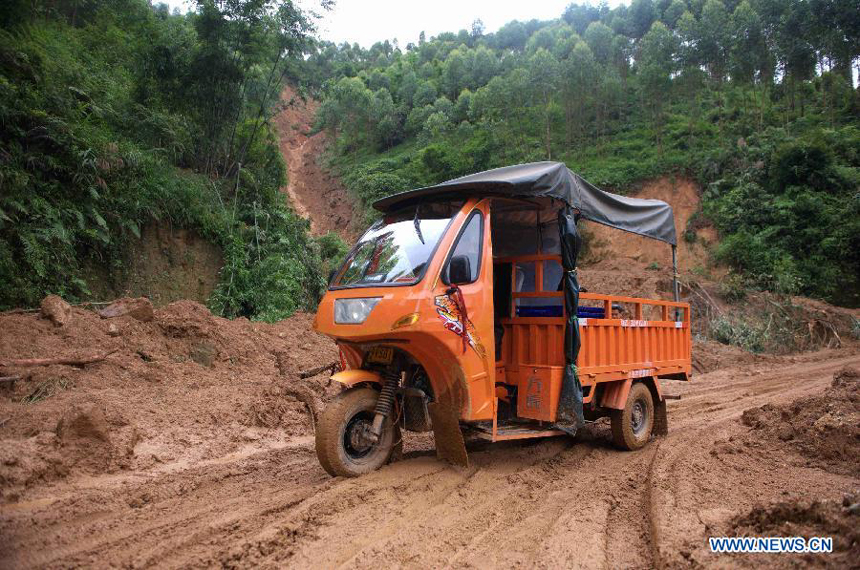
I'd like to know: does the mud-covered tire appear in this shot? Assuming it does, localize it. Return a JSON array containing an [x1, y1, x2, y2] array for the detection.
[[315, 387, 401, 477], [610, 382, 654, 451]]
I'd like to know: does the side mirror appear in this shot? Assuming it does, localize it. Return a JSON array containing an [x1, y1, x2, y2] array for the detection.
[[448, 255, 472, 285]]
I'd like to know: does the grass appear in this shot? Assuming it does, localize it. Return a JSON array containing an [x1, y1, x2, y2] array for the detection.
[[22, 377, 73, 404]]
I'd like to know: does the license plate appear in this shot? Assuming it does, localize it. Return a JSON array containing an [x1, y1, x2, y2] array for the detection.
[[366, 346, 394, 365]]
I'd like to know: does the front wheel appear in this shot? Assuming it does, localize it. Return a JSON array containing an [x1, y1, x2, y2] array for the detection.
[[610, 382, 654, 451], [315, 387, 401, 477]]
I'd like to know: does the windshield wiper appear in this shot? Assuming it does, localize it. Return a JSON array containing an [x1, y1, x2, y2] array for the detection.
[[413, 204, 424, 244]]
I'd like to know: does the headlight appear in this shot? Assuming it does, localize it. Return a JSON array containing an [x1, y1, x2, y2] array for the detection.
[[334, 298, 381, 324]]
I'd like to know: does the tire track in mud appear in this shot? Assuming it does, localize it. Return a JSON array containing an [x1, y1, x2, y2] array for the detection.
[[642, 349, 860, 568], [644, 443, 663, 570], [277, 435, 657, 569], [1, 447, 329, 569], [231, 440, 578, 568]]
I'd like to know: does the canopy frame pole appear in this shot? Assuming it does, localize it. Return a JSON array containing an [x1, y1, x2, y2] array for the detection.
[[672, 245, 680, 321]]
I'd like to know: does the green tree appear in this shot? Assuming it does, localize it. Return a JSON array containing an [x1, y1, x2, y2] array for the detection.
[[496, 20, 528, 51], [562, 41, 597, 149], [529, 48, 560, 159], [318, 76, 373, 147], [405, 104, 435, 135], [809, 0, 860, 83], [563, 2, 600, 34], [526, 27, 556, 53], [698, 0, 731, 82], [662, 0, 687, 28], [442, 48, 467, 97], [638, 21, 677, 155], [584, 21, 614, 65], [433, 96, 454, 118], [422, 111, 451, 142], [412, 80, 438, 107], [730, 1, 769, 125], [453, 89, 473, 123], [629, 0, 657, 39], [370, 88, 399, 148], [468, 45, 498, 88], [774, 0, 817, 115], [611, 33, 632, 79], [397, 68, 419, 107]]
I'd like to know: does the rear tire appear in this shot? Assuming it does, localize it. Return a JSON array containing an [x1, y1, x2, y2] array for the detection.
[[315, 387, 401, 477], [610, 382, 654, 451]]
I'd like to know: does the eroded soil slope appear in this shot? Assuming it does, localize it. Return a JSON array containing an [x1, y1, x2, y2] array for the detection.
[[273, 87, 358, 239], [1, 301, 858, 568], [84, 224, 223, 307]]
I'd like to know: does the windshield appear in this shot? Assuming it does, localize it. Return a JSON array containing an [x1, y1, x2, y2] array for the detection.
[[332, 202, 462, 288]]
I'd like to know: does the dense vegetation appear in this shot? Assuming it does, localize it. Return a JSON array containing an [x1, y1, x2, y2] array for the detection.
[[311, 0, 860, 306], [0, 0, 331, 319], [1, 0, 857, 317]]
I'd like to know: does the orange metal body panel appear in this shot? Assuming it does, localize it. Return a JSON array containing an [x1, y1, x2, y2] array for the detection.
[[330, 369, 382, 387], [314, 199, 692, 429], [515, 365, 563, 422], [497, 253, 691, 422]]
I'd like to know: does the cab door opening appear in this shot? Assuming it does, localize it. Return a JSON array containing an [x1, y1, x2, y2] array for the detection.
[[490, 198, 567, 425]]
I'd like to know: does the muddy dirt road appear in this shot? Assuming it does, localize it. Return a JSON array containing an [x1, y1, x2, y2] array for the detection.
[[2, 339, 857, 568]]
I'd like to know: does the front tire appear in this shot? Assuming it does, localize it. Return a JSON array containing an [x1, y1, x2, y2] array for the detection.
[[610, 382, 654, 451], [315, 387, 401, 477]]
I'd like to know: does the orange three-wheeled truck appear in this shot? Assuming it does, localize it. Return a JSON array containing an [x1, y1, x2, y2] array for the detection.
[[312, 162, 692, 477]]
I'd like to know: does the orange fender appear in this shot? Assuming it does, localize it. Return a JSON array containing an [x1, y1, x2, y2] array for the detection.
[[600, 379, 632, 410], [601, 377, 664, 410], [330, 369, 382, 388]]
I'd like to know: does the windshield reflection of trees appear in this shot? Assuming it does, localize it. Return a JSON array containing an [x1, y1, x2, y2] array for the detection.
[[365, 232, 400, 281], [336, 201, 462, 287], [343, 230, 406, 284]]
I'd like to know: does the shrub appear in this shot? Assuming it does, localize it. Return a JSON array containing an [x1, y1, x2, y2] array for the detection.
[[717, 272, 749, 303], [709, 315, 765, 353], [767, 140, 847, 194], [316, 231, 350, 279]]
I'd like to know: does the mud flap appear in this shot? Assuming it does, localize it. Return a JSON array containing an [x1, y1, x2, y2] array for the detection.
[[653, 398, 668, 436], [427, 402, 469, 468]]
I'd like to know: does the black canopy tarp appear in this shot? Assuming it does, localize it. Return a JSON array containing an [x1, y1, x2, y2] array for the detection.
[[373, 161, 677, 245], [555, 207, 583, 434]]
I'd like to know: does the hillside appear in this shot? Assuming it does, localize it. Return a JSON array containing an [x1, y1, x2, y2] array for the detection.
[[0, 0, 329, 321], [1, 0, 857, 317], [273, 87, 357, 241], [310, 0, 860, 307]]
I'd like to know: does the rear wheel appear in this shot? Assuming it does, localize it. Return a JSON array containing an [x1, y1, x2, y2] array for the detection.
[[610, 382, 654, 451], [315, 387, 401, 477]]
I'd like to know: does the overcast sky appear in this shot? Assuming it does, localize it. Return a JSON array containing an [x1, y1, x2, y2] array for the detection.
[[163, 1, 628, 48]]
